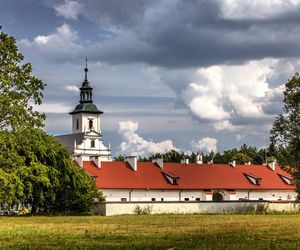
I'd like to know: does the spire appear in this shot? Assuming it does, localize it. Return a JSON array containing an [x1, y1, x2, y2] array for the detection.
[[84, 57, 88, 81], [69, 59, 103, 115]]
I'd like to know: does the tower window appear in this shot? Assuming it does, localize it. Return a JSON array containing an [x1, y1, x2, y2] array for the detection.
[[89, 119, 93, 129], [76, 119, 79, 130], [91, 140, 95, 148]]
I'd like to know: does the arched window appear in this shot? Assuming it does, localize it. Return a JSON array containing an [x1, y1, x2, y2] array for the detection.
[[89, 119, 93, 129], [91, 140, 95, 148], [212, 192, 223, 201]]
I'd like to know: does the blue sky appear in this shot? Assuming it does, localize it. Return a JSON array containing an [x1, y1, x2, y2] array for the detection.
[[2, 0, 300, 156]]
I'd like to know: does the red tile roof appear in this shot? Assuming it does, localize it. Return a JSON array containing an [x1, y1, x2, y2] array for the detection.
[[83, 161, 295, 190]]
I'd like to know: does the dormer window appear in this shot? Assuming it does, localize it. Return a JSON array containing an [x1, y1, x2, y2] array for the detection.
[[162, 170, 179, 185], [244, 172, 261, 185], [278, 173, 293, 185]]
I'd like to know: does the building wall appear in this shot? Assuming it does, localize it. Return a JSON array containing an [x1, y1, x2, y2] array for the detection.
[[73, 130, 112, 161], [72, 113, 100, 134], [93, 201, 300, 216], [102, 189, 297, 202], [236, 190, 297, 201]]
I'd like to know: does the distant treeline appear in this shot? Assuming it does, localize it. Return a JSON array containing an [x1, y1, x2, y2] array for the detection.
[[114, 143, 291, 166]]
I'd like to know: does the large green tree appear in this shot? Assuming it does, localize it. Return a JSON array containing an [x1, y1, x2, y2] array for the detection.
[[0, 27, 45, 130], [0, 28, 103, 214], [270, 73, 300, 192], [0, 127, 102, 214]]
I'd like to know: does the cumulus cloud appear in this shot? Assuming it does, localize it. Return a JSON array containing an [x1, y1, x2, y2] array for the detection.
[[118, 120, 178, 155], [191, 137, 218, 153], [18, 23, 83, 62], [181, 59, 283, 134], [54, 0, 82, 20]]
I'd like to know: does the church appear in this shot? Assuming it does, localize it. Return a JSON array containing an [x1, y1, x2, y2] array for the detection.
[[55, 60, 112, 164], [56, 62, 297, 214]]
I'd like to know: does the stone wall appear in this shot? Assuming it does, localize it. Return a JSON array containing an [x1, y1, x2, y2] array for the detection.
[[93, 201, 300, 216]]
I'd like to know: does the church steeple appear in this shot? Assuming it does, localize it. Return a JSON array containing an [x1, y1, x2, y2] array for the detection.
[[80, 58, 93, 103], [70, 59, 103, 115]]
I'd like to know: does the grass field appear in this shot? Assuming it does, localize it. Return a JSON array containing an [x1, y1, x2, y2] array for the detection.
[[1, 214, 300, 249]]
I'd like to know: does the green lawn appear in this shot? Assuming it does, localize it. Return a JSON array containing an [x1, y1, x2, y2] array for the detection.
[[1, 214, 300, 249]]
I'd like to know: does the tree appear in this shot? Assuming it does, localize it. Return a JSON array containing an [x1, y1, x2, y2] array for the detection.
[[271, 73, 300, 165], [270, 73, 300, 193], [0, 27, 45, 130], [0, 28, 103, 214], [0, 128, 103, 214]]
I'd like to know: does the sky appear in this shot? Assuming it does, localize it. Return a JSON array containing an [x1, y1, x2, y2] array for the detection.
[[1, 0, 300, 156]]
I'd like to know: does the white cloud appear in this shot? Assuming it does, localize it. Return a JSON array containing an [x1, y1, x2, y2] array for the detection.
[[220, 0, 300, 20], [181, 59, 282, 134], [118, 120, 178, 155], [54, 0, 82, 20], [182, 66, 230, 121], [65, 85, 80, 94], [18, 23, 83, 62], [191, 137, 218, 153], [34, 102, 72, 114]]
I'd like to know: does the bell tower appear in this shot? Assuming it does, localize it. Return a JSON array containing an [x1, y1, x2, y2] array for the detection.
[[55, 58, 112, 163], [69, 58, 103, 134]]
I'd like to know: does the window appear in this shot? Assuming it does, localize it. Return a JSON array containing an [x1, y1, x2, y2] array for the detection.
[[184, 198, 189, 201], [161, 171, 180, 185], [121, 198, 127, 202], [89, 119, 93, 129], [244, 173, 261, 185], [259, 198, 263, 201], [91, 140, 95, 148], [151, 198, 156, 201], [278, 173, 293, 185], [161, 198, 164, 201], [76, 119, 79, 130], [195, 198, 200, 201]]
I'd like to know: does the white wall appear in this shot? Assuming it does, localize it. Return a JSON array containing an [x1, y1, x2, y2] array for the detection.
[[73, 131, 112, 162], [235, 190, 297, 201], [72, 113, 100, 134], [94, 201, 300, 216], [102, 189, 297, 202]]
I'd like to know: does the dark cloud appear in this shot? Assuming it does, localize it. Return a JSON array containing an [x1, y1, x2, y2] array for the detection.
[[77, 0, 300, 68], [22, 1, 300, 69]]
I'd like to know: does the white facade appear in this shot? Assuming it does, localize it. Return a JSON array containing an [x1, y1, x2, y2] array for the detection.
[[72, 129, 112, 162], [95, 201, 300, 216], [101, 189, 297, 202], [72, 113, 101, 134]]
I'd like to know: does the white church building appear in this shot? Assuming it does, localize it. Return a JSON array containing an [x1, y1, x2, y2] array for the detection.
[[56, 62, 298, 215], [56, 60, 112, 163]]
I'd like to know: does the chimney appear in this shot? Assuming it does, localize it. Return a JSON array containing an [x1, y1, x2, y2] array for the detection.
[[125, 156, 137, 171], [196, 153, 203, 165], [229, 160, 236, 168], [152, 157, 163, 169], [267, 161, 276, 171], [90, 155, 101, 168], [181, 158, 189, 164]]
